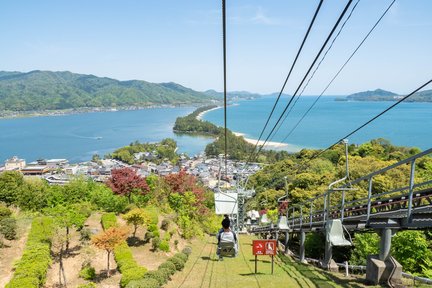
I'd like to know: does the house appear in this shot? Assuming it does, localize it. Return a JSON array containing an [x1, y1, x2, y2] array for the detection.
[[5, 156, 26, 171], [21, 165, 49, 175]]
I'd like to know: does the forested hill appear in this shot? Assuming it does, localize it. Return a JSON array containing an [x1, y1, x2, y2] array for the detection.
[[344, 88, 432, 102], [0, 70, 218, 111]]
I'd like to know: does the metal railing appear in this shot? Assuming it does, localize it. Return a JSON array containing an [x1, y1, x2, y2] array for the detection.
[[288, 148, 432, 231]]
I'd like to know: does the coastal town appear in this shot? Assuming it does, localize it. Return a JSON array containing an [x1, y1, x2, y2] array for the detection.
[[1, 154, 261, 189]]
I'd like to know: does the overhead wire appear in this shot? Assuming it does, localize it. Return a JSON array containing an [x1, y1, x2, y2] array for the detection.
[[270, 0, 361, 141], [279, 0, 396, 145], [249, 0, 354, 163], [246, 0, 325, 165], [222, 0, 228, 176], [297, 79, 432, 172]]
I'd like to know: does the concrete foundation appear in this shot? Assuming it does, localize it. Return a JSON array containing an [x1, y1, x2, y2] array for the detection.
[[366, 255, 402, 285]]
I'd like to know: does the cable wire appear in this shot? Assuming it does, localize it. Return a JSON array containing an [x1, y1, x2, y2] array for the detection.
[[250, 0, 354, 163], [222, 0, 228, 176], [247, 0, 324, 164], [298, 79, 432, 172], [270, 0, 361, 140], [279, 0, 396, 145]]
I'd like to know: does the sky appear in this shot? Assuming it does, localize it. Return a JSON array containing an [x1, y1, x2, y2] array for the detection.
[[1, 0, 431, 95]]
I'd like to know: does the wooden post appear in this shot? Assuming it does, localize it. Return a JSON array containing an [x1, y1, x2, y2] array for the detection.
[[255, 255, 257, 274], [271, 255, 274, 274]]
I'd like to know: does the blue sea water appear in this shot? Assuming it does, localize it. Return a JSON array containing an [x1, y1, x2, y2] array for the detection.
[[202, 96, 432, 151], [0, 97, 430, 164], [0, 107, 214, 163]]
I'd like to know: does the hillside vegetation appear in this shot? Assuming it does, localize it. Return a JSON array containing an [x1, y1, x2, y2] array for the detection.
[[345, 88, 432, 102], [0, 70, 217, 111]]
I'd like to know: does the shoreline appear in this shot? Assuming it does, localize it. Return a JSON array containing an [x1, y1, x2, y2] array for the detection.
[[0, 103, 215, 120], [196, 106, 223, 120], [233, 132, 302, 152]]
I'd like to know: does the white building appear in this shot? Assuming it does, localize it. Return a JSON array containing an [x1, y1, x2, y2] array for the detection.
[[5, 156, 26, 171]]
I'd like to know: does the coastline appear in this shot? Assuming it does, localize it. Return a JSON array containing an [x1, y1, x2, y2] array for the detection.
[[233, 132, 302, 152], [196, 106, 223, 120]]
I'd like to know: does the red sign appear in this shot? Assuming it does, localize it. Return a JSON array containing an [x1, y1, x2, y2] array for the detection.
[[252, 240, 277, 256]]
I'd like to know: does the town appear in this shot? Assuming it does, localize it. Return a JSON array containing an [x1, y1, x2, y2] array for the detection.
[[1, 154, 261, 189]]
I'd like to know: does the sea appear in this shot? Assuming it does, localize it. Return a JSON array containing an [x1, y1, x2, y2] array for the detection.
[[0, 96, 431, 163]]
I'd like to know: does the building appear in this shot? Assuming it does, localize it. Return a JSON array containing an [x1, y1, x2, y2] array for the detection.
[[4, 156, 26, 171]]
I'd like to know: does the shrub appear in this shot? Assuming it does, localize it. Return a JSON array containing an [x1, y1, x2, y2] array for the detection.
[[182, 246, 192, 256], [6, 217, 54, 288], [77, 283, 97, 288], [174, 252, 188, 262], [159, 240, 170, 252], [126, 278, 160, 288], [0, 217, 17, 240], [0, 204, 12, 220], [79, 264, 96, 280], [80, 227, 92, 243], [144, 270, 168, 286], [157, 268, 171, 281], [169, 229, 176, 237], [167, 256, 185, 271], [114, 242, 147, 287], [160, 219, 170, 231], [101, 213, 117, 230], [174, 239, 179, 249], [151, 237, 161, 251], [164, 233, 171, 241], [120, 266, 148, 288], [144, 231, 154, 243], [158, 261, 176, 275]]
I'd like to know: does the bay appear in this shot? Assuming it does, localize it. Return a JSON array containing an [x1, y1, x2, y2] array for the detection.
[[0, 107, 214, 163], [202, 96, 432, 151]]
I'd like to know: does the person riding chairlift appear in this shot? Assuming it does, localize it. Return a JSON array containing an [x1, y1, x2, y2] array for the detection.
[[216, 217, 237, 261]]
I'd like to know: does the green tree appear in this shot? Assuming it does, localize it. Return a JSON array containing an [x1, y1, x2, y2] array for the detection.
[[0, 171, 24, 205], [123, 208, 147, 238]]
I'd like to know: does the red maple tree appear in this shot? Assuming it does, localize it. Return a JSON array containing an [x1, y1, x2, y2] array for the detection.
[[106, 167, 149, 203]]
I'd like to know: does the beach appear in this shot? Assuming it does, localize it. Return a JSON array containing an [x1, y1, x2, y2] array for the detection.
[[196, 106, 222, 120], [232, 132, 302, 152]]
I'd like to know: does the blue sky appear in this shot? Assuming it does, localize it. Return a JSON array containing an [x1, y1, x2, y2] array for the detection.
[[1, 0, 431, 95]]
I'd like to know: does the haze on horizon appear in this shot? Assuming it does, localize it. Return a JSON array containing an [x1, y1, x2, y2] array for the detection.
[[1, 0, 431, 95]]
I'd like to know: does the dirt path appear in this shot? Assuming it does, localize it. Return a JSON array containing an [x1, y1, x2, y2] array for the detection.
[[44, 212, 121, 288], [165, 235, 347, 288], [0, 217, 32, 288]]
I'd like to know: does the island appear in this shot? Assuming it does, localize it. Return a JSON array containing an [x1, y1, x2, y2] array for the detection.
[[337, 88, 432, 102]]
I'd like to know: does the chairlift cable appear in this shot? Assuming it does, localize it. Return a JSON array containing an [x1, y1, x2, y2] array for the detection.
[[270, 0, 361, 141], [248, 0, 354, 163], [222, 0, 228, 177], [278, 0, 396, 145], [246, 0, 325, 165], [297, 79, 432, 171]]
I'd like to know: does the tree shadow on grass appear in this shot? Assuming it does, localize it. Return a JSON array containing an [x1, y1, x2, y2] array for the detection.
[[127, 236, 146, 247], [93, 269, 118, 283], [239, 272, 266, 276], [248, 259, 271, 263]]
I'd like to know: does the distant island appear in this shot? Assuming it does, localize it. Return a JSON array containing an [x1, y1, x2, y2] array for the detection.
[[336, 88, 432, 102], [0, 70, 219, 112]]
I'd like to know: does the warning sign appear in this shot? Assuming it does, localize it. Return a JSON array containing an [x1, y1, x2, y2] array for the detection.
[[252, 240, 277, 256]]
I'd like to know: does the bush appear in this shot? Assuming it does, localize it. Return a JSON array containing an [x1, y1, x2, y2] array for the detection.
[[181, 246, 192, 256], [158, 261, 176, 275], [0, 204, 12, 220], [164, 232, 171, 241], [114, 242, 148, 287], [144, 270, 168, 286], [157, 267, 171, 281], [174, 252, 188, 262], [144, 231, 154, 243], [101, 213, 117, 230], [159, 240, 170, 252], [151, 237, 161, 251], [0, 217, 17, 240], [160, 219, 170, 231], [90, 186, 128, 213], [80, 228, 92, 243], [79, 264, 96, 280], [120, 266, 148, 288], [126, 278, 160, 288], [167, 256, 185, 271], [6, 217, 54, 288], [77, 283, 97, 288]]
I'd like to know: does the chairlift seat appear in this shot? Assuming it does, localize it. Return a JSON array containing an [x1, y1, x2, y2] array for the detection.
[[277, 216, 289, 230], [218, 241, 237, 257], [326, 219, 352, 247]]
